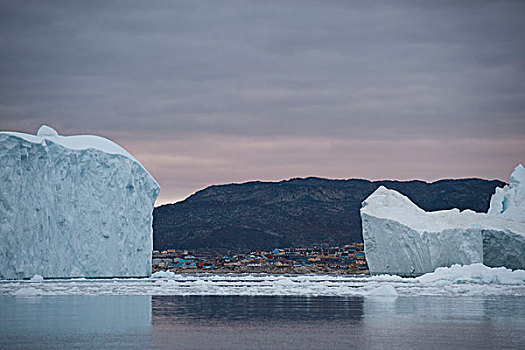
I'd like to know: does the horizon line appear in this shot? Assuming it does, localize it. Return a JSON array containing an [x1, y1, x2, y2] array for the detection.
[[154, 174, 507, 207]]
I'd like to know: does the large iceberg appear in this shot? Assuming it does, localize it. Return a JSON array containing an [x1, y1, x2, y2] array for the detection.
[[361, 165, 525, 276], [0, 126, 160, 279]]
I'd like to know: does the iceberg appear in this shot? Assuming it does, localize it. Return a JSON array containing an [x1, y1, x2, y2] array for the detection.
[[0, 125, 160, 279], [361, 165, 525, 276]]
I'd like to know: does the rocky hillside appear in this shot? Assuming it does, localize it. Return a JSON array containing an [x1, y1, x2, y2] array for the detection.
[[153, 177, 505, 252]]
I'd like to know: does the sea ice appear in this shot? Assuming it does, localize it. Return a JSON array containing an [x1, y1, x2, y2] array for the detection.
[[0, 126, 160, 279], [3, 266, 523, 297], [361, 165, 525, 276]]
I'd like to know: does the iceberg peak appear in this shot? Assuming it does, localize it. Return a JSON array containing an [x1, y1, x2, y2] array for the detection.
[[510, 163, 524, 188], [364, 186, 418, 209], [37, 125, 59, 137], [488, 163, 525, 222]]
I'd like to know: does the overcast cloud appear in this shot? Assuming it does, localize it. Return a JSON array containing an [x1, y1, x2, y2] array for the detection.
[[1, 1, 524, 204]]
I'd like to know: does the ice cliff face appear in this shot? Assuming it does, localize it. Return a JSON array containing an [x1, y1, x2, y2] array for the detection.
[[0, 126, 160, 279], [361, 165, 525, 276]]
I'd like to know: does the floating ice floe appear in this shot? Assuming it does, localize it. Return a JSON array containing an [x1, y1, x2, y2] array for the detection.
[[29, 275, 44, 283], [13, 287, 44, 297], [0, 125, 160, 279], [361, 165, 525, 276], [367, 284, 398, 297], [150, 271, 177, 279]]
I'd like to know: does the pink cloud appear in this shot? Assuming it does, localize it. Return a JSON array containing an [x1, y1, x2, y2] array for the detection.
[[122, 135, 524, 206]]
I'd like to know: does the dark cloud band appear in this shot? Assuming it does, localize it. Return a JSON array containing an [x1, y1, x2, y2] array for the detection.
[[1, 1, 523, 204]]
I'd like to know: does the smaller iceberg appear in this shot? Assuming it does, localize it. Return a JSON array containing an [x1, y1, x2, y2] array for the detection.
[[416, 263, 525, 285], [361, 165, 525, 276]]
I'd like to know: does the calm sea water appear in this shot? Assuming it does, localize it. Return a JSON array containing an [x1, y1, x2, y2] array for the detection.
[[1, 295, 525, 349]]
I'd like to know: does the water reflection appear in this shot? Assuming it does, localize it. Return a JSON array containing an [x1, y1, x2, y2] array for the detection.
[[0, 296, 152, 350], [151, 296, 525, 350], [151, 296, 367, 349], [360, 296, 525, 350], [2, 295, 525, 349], [152, 296, 364, 324]]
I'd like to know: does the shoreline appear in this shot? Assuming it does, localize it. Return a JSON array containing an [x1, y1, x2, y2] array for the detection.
[[153, 266, 370, 275]]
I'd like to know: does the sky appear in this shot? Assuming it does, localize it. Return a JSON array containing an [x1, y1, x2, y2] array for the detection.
[[1, 1, 524, 206]]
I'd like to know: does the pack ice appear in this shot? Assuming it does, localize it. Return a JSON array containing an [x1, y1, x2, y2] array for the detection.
[[361, 165, 525, 276], [0, 126, 160, 279]]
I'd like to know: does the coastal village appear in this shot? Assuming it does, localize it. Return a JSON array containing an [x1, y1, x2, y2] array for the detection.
[[152, 243, 368, 274]]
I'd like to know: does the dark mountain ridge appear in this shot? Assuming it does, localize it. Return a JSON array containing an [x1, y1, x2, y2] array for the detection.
[[153, 177, 505, 252]]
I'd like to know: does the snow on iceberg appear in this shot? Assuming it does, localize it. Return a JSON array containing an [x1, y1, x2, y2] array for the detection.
[[361, 165, 525, 276], [0, 125, 160, 279]]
